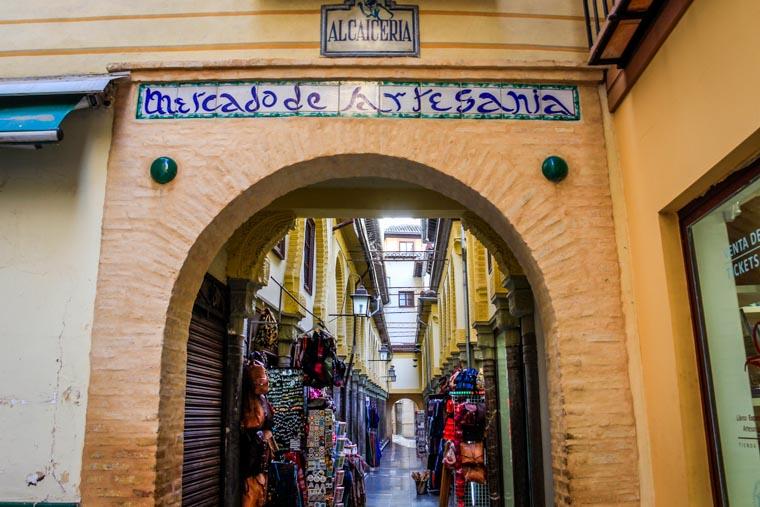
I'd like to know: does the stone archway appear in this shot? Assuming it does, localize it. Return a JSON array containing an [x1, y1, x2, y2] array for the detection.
[[81, 78, 639, 505]]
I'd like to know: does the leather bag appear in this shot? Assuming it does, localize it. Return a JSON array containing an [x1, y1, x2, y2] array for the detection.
[[252, 307, 278, 352], [242, 393, 272, 430], [442, 440, 457, 468], [459, 402, 486, 441], [242, 473, 267, 507], [459, 441, 484, 466], [463, 465, 486, 484], [245, 359, 270, 395]]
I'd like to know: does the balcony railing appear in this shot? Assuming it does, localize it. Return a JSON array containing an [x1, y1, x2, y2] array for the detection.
[[583, 0, 665, 66]]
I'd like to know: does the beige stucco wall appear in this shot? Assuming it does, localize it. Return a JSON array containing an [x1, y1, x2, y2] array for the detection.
[[0, 108, 111, 502], [0, 0, 589, 78], [389, 353, 420, 393], [609, 0, 760, 504]]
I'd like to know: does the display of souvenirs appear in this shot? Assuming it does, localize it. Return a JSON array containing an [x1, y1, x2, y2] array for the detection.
[[268, 368, 305, 451], [306, 409, 335, 506], [423, 369, 489, 507], [237, 321, 385, 507], [251, 307, 279, 354], [415, 410, 427, 459], [294, 329, 347, 388]]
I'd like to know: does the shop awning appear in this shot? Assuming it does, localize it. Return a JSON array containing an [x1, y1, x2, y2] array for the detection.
[[0, 73, 127, 146]]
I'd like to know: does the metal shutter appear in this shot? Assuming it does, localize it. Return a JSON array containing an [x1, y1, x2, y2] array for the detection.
[[182, 275, 227, 507]]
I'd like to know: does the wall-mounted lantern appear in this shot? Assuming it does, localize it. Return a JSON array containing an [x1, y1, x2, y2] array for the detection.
[[351, 284, 371, 317]]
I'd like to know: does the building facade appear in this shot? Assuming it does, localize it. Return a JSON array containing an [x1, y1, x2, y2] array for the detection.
[[0, 0, 758, 505]]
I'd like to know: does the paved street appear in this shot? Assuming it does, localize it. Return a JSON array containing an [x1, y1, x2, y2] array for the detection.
[[364, 442, 439, 507]]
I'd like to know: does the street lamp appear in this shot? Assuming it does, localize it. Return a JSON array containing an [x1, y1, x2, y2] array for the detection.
[[351, 284, 371, 317], [342, 283, 373, 422], [367, 344, 391, 362], [382, 365, 397, 383]]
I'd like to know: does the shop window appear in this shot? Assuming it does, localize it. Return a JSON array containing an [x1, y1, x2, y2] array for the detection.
[[399, 290, 415, 308], [681, 160, 760, 504], [304, 219, 315, 295], [273, 235, 286, 259]]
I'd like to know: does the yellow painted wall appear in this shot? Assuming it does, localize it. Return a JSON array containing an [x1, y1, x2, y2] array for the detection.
[[0, 108, 112, 502], [610, 0, 760, 504], [0, 0, 589, 78]]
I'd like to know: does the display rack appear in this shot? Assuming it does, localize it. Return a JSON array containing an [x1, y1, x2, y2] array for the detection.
[[415, 410, 427, 458], [446, 390, 490, 507]]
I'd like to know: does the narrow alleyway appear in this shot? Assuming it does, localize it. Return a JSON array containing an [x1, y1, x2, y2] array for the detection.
[[364, 442, 439, 507]]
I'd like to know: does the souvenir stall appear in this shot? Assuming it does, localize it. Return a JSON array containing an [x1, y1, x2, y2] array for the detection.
[[422, 367, 489, 507], [240, 306, 369, 507]]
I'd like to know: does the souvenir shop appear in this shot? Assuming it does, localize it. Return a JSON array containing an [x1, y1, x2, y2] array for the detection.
[[421, 367, 489, 507], [238, 306, 379, 507]]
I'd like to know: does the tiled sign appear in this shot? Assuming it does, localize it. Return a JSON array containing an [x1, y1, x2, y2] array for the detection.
[[136, 81, 580, 121]]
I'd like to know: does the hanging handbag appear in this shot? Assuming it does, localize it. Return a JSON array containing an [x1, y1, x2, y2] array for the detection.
[[242, 393, 272, 430], [252, 307, 278, 352], [448, 369, 461, 391], [242, 474, 267, 507], [245, 359, 270, 395], [333, 355, 347, 387], [459, 441, 484, 466], [454, 368, 478, 391], [242, 429, 277, 479], [442, 440, 457, 469], [463, 465, 486, 484], [458, 401, 486, 441]]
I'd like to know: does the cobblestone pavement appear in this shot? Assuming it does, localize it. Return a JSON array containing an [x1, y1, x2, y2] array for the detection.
[[364, 442, 439, 507]]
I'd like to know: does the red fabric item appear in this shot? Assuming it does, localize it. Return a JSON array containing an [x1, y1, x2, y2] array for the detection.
[[443, 416, 456, 441], [455, 469, 466, 507]]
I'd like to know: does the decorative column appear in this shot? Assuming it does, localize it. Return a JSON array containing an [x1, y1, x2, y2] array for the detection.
[[494, 294, 528, 507], [507, 276, 544, 507], [474, 322, 503, 507], [350, 376, 360, 447], [224, 277, 262, 507], [277, 311, 304, 367], [358, 375, 368, 458]]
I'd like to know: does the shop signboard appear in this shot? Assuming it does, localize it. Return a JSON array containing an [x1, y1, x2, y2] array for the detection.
[[321, 0, 419, 57], [136, 81, 580, 121]]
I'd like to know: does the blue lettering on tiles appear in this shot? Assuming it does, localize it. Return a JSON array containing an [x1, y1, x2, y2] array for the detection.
[[137, 82, 580, 121]]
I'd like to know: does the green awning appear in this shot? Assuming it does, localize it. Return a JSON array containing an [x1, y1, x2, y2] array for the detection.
[[0, 94, 88, 143], [0, 73, 127, 146]]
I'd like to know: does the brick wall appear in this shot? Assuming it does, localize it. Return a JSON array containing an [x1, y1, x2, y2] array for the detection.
[[81, 66, 638, 505]]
